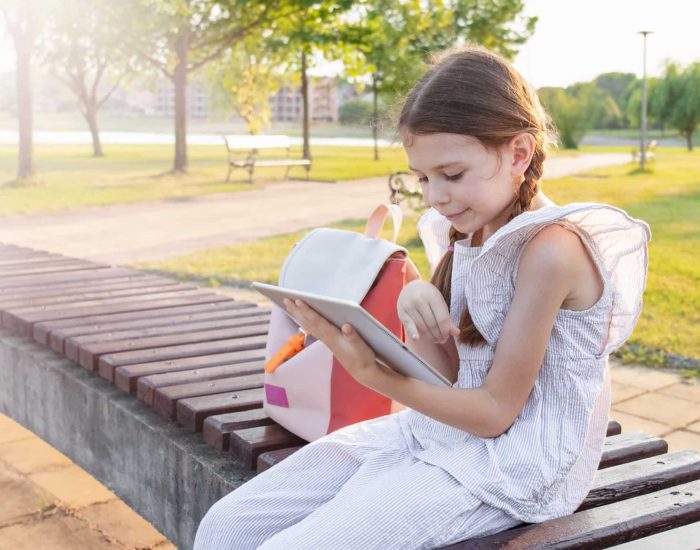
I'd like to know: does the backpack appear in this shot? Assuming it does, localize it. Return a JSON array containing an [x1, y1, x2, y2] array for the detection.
[[262, 204, 420, 442]]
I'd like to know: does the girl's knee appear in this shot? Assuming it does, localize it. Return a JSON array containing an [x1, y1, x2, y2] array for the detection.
[[193, 496, 261, 550]]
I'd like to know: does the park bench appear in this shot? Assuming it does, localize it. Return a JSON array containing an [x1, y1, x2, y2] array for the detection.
[[631, 139, 657, 163], [222, 134, 311, 183], [0, 242, 699, 549]]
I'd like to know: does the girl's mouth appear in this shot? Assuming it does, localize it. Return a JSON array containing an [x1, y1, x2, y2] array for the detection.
[[445, 209, 469, 221]]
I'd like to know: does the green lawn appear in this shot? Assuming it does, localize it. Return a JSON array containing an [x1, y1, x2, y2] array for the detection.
[[0, 144, 413, 216], [139, 148, 700, 368]]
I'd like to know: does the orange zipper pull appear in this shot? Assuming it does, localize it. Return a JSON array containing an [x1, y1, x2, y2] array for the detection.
[[264, 330, 306, 373]]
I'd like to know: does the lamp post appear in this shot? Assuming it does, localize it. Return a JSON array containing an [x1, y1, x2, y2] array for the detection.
[[638, 30, 653, 170]]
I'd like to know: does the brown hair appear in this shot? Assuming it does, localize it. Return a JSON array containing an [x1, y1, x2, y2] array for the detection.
[[398, 45, 557, 346]]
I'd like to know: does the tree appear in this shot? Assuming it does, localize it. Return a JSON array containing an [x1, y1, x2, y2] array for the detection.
[[538, 84, 598, 149], [652, 62, 700, 150], [43, 0, 131, 157], [594, 72, 636, 128], [344, 0, 537, 159], [112, 0, 310, 173], [209, 33, 287, 135], [1, 0, 41, 181]]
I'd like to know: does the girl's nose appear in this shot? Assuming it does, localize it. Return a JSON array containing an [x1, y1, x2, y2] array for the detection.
[[428, 181, 451, 207]]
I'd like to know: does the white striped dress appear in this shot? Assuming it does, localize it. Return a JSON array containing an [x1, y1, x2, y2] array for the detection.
[[194, 202, 650, 550]]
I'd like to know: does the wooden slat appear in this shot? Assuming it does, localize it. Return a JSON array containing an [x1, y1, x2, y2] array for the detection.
[[98, 334, 267, 381], [203, 409, 274, 452], [71, 313, 270, 367], [600, 433, 668, 469], [581, 450, 700, 511], [136, 359, 264, 404], [1, 274, 153, 300], [176, 387, 265, 432], [60, 305, 265, 353], [34, 298, 234, 345], [4, 291, 227, 337], [0, 253, 68, 267], [0, 266, 140, 290], [117, 349, 265, 394], [258, 447, 304, 472], [0, 280, 189, 310], [230, 424, 306, 470], [607, 420, 622, 437], [0, 259, 105, 278], [604, 521, 700, 549], [451, 479, 700, 549], [154, 372, 264, 419]]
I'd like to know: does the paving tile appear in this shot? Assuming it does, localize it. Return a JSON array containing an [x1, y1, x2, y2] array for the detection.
[[0, 510, 118, 549], [613, 392, 700, 429], [610, 382, 646, 405], [609, 364, 679, 391], [658, 381, 700, 403], [29, 465, 117, 509], [79, 500, 166, 549], [688, 420, 700, 434], [0, 438, 72, 474], [663, 429, 700, 453], [608, 410, 670, 437], [0, 465, 55, 527], [154, 541, 179, 550], [0, 414, 35, 445]]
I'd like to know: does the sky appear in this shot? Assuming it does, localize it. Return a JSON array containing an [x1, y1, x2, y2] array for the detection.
[[1, 0, 699, 89]]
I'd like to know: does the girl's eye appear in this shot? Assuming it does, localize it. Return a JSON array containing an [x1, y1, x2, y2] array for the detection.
[[445, 172, 464, 182]]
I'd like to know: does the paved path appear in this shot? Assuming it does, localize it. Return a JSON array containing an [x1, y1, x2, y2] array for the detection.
[[0, 153, 629, 265]]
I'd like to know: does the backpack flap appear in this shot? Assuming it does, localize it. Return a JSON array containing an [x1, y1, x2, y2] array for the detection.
[[278, 227, 406, 302]]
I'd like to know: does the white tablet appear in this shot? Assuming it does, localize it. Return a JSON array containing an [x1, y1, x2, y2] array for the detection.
[[253, 282, 452, 388]]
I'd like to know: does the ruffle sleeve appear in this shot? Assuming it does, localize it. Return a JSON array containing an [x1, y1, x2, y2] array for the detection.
[[417, 207, 453, 274], [465, 202, 651, 357]]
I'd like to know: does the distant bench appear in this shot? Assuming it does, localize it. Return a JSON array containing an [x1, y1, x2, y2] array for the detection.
[[223, 134, 311, 183], [632, 139, 657, 163], [0, 242, 699, 549]]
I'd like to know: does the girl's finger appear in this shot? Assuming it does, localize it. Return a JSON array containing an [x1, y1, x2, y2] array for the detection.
[[415, 302, 445, 342], [428, 302, 456, 342]]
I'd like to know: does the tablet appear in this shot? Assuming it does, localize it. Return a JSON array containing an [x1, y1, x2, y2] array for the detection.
[[253, 282, 452, 388]]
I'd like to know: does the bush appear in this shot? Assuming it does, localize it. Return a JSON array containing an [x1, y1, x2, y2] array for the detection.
[[338, 99, 374, 125]]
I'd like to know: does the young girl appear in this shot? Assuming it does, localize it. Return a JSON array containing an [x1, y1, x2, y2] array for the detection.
[[194, 45, 650, 549]]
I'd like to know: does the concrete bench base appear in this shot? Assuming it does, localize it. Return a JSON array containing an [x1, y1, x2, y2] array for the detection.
[[0, 329, 253, 550]]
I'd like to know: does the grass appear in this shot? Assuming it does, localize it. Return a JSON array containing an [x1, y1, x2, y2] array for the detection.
[[0, 144, 410, 216], [139, 148, 700, 366]]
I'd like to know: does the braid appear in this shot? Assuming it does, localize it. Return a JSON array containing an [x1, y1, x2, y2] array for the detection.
[[509, 138, 545, 221], [430, 226, 465, 310]]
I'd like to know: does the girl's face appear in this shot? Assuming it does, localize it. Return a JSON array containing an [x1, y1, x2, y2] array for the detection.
[[404, 132, 532, 237]]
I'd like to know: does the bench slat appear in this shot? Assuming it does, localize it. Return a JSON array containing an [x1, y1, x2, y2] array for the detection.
[[0, 266, 138, 290], [116, 349, 266, 394], [607, 420, 622, 436], [137, 359, 264, 404], [600, 432, 668, 469], [451, 479, 700, 549], [258, 447, 304, 472], [74, 316, 270, 370], [0, 274, 153, 300], [203, 409, 275, 452], [582, 450, 700, 511], [154, 372, 264, 419], [98, 334, 267, 380], [176, 387, 265, 431], [35, 298, 234, 345], [230, 424, 306, 470], [0, 259, 106, 278]]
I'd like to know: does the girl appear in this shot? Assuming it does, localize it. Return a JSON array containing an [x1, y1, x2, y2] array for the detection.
[[194, 45, 650, 549]]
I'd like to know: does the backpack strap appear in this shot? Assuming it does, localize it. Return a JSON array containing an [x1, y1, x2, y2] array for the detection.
[[364, 204, 403, 242]]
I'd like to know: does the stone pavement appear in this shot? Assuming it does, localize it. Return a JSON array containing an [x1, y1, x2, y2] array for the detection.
[[0, 153, 630, 265]]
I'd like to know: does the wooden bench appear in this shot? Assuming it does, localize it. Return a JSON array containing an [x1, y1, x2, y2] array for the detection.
[[388, 170, 422, 208], [632, 139, 657, 163], [1, 242, 699, 549], [223, 134, 311, 183]]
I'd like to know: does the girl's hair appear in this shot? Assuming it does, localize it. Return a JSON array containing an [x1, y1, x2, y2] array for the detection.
[[398, 45, 557, 346]]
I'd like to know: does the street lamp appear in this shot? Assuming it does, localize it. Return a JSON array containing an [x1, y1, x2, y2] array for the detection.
[[638, 30, 653, 170]]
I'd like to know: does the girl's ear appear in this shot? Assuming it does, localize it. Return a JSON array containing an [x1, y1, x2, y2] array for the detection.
[[508, 133, 535, 178]]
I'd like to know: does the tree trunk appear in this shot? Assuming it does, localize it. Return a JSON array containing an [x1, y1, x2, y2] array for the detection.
[[686, 130, 694, 151], [301, 49, 311, 161], [173, 31, 189, 173], [14, 25, 35, 180], [372, 72, 379, 161], [83, 102, 104, 157]]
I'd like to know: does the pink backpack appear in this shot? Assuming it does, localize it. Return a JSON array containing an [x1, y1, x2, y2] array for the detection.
[[262, 204, 420, 442]]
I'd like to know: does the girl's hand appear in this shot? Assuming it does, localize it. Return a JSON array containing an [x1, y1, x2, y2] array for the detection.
[[283, 299, 390, 387], [397, 280, 460, 344]]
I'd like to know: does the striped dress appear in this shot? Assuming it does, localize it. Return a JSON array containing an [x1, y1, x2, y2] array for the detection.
[[194, 202, 650, 550]]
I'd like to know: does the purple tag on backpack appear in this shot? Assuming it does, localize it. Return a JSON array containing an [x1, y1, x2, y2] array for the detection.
[[265, 383, 289, 408]]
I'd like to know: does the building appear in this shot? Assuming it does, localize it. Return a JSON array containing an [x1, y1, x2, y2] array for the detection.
[[269, 76, 339, 123]]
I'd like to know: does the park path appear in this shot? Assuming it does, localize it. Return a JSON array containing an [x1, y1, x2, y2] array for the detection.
[[0, 153, 629, 265]]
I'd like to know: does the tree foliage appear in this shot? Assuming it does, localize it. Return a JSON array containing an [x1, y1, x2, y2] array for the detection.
[[538, 83, 598, 149], [651, 62, 700, 150]]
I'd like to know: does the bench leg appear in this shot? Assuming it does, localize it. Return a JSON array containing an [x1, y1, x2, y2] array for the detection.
[[248, 165, 254, 184], [284, 165, 291, 180], [226, 163, 233, 183]]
